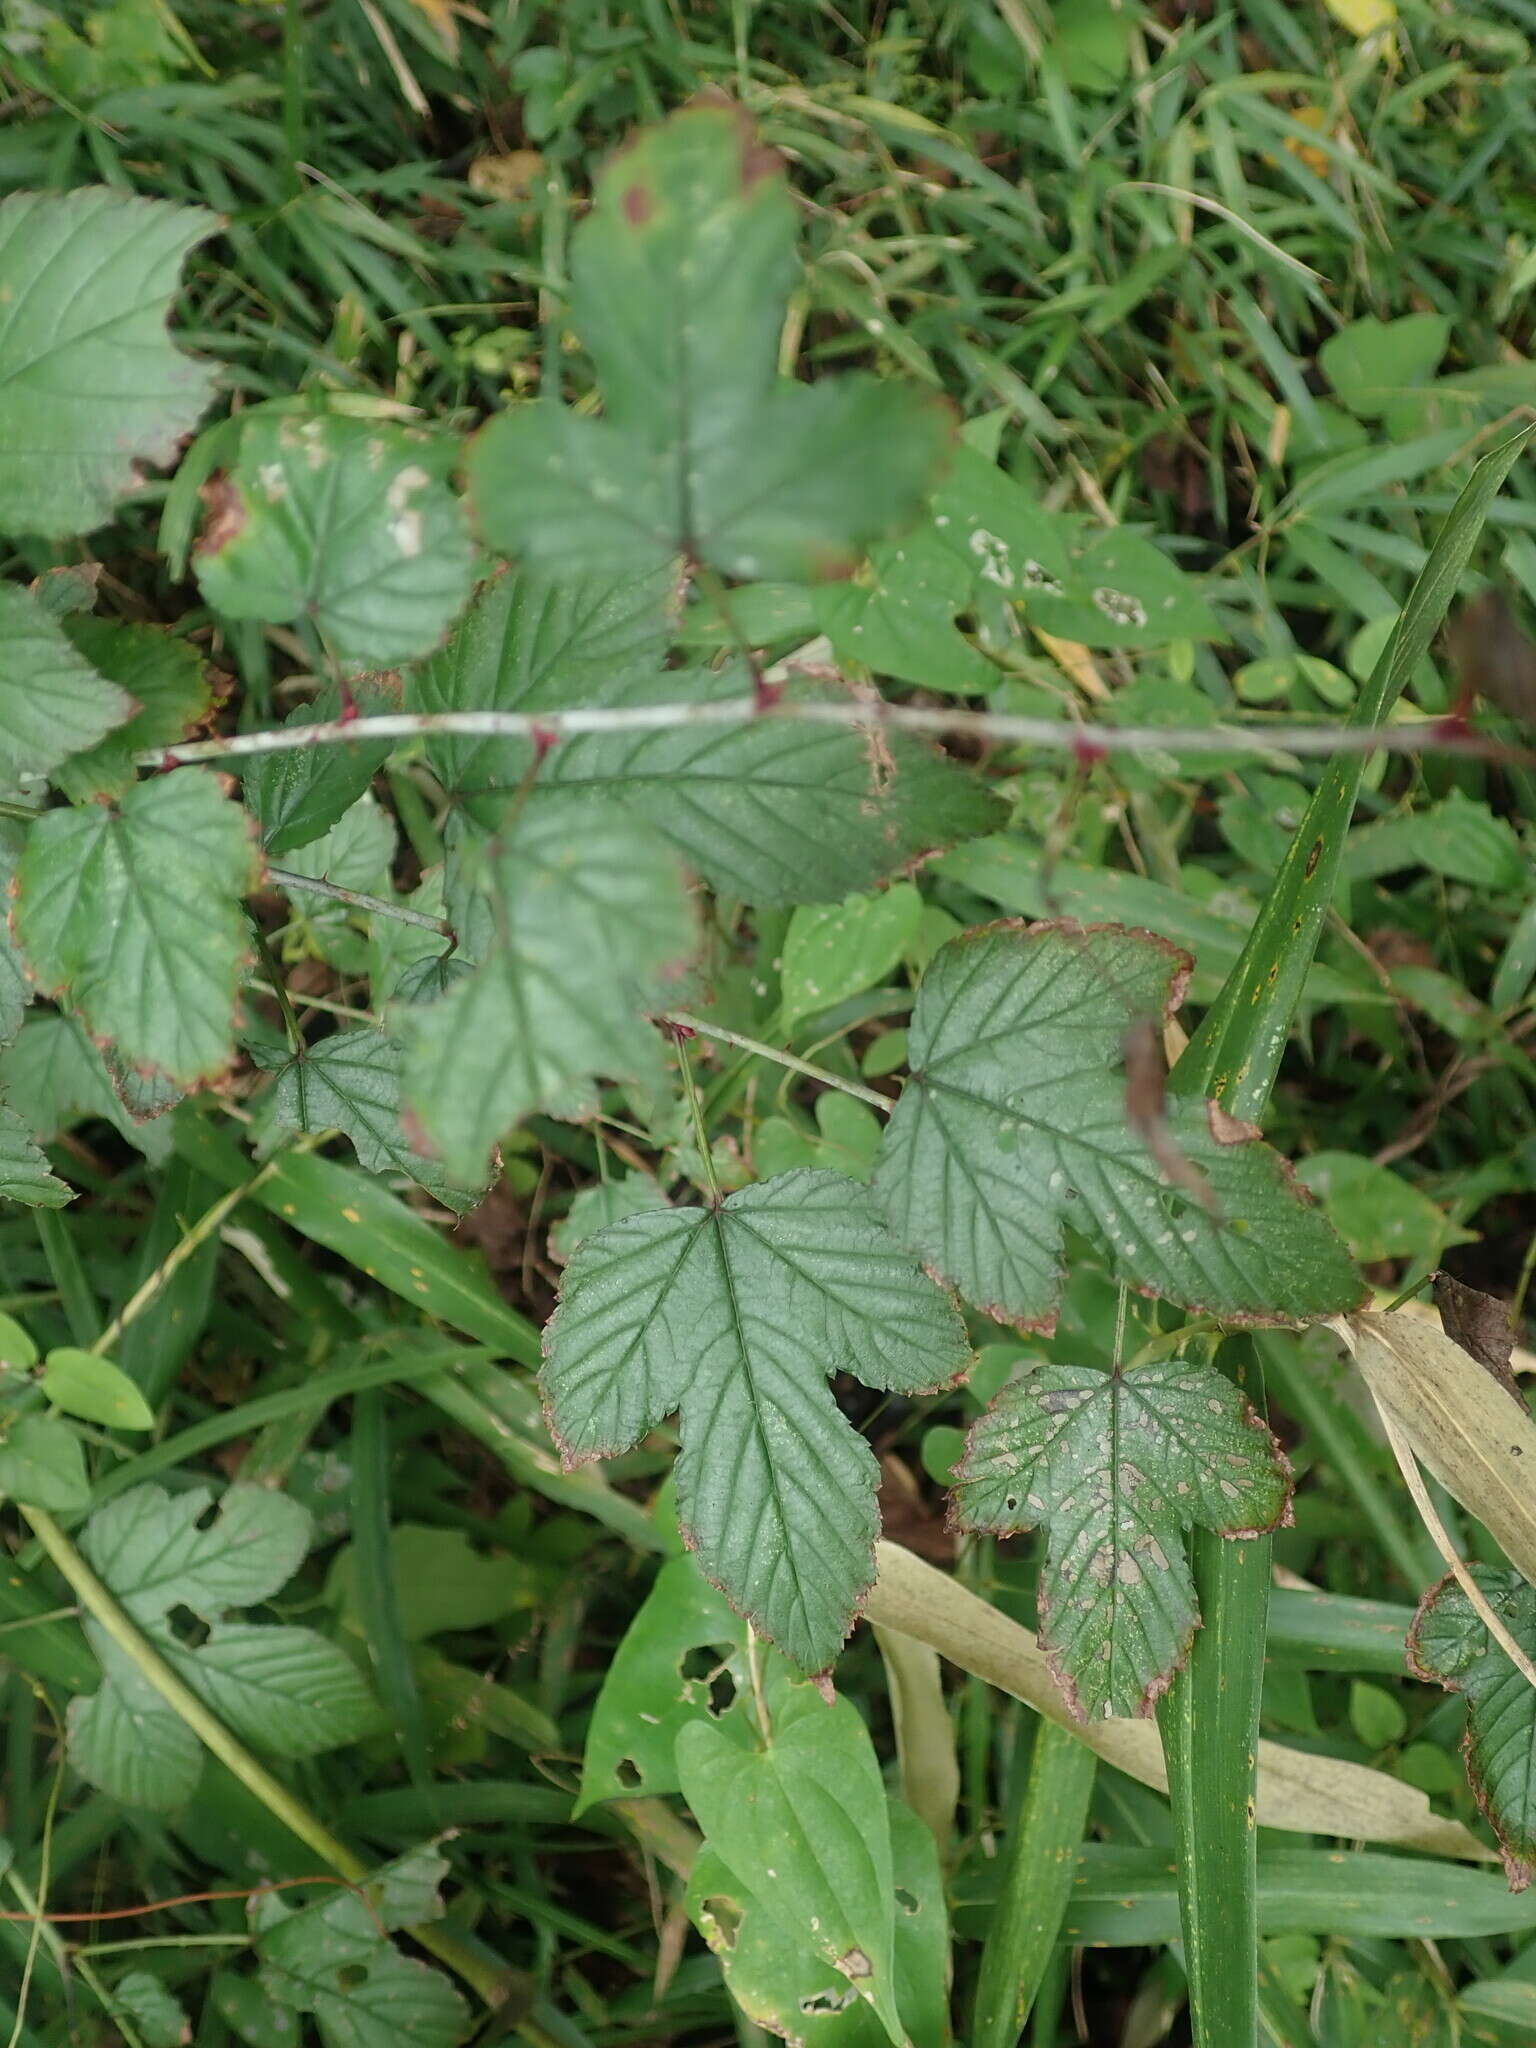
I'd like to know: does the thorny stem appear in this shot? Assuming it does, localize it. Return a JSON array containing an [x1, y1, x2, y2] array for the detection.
[[674, 1028, 722, 1202], [144, 697, 1520, 771], [267, 864, 453, 935], [666, 1011, 891, 1112]]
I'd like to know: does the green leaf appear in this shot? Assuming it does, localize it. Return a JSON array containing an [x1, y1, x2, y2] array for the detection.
[[1408, 1566, 1536, 1887], [1342, 790, 1525, 891], [578, 1553, 746, 1811], [52, 618, 211, 802], [0, 1100, 72, 1207], [689, 1800, 950, 2046], [81, 1481, 311, 1625], [1319, 313, 1451, 421], [0, 188, 216, 537], [326, 1523, 537, 1641], [678, 1674, 906, 2044], [398, 806, 694, 1183], [111, 1971, 189, 2048], [543, 1170, 970, 1672], [253, 1849, 468, 2048], [13, 768, 261, 1085], [275, 790, 395, 971], [1294, 1152, 1472, 1266], [164, 1623, 384, 1758], [252, 1028, 487, 1214], [468, 103, 950, 579], [0, 1012, 175, 1165], [781, 885, 922, 1029], [244, 678, 400, 856], [818, 527, 995, 695], [550, 1173, 669, 1264], [0, 1412, 89, 1511], [68, 1633, 203, 1809], [42, 1346, 155, 1430], [872, 923, 1362, 1330], [194, 413, 476, 667], [0, 581, 133, 782], [952, 1356, 1292, 1719]]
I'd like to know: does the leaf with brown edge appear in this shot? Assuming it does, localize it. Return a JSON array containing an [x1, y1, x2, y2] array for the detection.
[[871, 920, 1363, 1331], [1408, 1565, 1536, 1890], [950, 1356, 1292, 1721], [541, 1169, 971, 1675]]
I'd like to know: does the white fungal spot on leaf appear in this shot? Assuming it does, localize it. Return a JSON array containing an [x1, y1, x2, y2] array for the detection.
[[1092, 585, 1148, 627]]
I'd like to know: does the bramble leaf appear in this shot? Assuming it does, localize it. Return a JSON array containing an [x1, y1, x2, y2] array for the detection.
[[1408, 1567, 1536, 1889], [0, 1101, 72, 1207], [952, 1357, 1292, 1719], [252, 1027, 487, 1213], [0, 582, 134, 783], [468, 102, 951, 580], [0, 1012, 175, 1164], [53, 617, 211, 801], [399, 806, 694, 1183], [0, 188, 216, 537], [244, 677, 400, 856], [872, 922, 1362, 1329], [543, 1170, 971, 1672], [13, 767, 261, 1085], [195, 413, 476, 667]]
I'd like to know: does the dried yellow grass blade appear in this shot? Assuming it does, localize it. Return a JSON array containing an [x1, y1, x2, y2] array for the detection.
[[866, 1540, 1490, 1863], [1338, 1311, 1536, 1590]]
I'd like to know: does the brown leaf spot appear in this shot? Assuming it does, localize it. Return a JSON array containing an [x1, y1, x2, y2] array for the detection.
[[1207, 1100, 1262, 1146], [835, 1948, 872, 1981], [195, 473, 246, 558], [1434, 1271, 1524, 1410], [622, 182, 652, 226]]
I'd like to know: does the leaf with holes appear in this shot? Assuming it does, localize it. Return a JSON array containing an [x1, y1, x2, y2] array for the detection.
[[579, 1553, 746, 1812], [543, 1170, 970, 1673], [1408, 1567, 1536, 1889], [399, 805, 694, 1183], [0, 188, 216, 537], [12, 768, 261, 1085], [53, 617, 212, 801], [195, 413, 476, 668], [252, 1028, 487, 1214], [468, 102, 951, 580], [952, 1357, 1292, 1720], [678, 1671, 907, 2043], [0, 581, 134, 783], [872, 922, 1361, 1330], [66, 1482, 380, 1808]]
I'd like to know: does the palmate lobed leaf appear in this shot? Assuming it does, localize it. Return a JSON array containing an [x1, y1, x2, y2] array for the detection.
[[543, 1170, 971, 1673], [0, 188, 217, 538], [872, 921, 1362, 1330], [1408, 1567, 1536, 1890], [12, 766, 261, 1086], [952, 1357, 1292, 1721], [468, 100, 952, 580]]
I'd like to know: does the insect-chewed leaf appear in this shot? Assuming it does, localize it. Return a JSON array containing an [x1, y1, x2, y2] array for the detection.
[[543, 1170, 972, 1673], [468, 101, 951, 580], [398, 805, 694, 1184], [194, 413, 476, 668], [0, 188, 217, 537], [12, 767, 261, 1086], [872, 921, 1362, 1330], [1408, 1566, 1536, 1890], [952, 1358, 1292, 1721]]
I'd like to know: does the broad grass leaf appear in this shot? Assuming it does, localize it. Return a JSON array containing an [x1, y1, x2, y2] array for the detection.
[[677, 1676, 906, 2043], [13, 767, 261, 1086], [0, 189, 216, 537], [468, 102, 951, 579], [872, 921, 1362, 1330], [0, 582, 134, 782], [1338, 1311, 1536, 1591], [952, 1358, 1292, 1720], [399, 806, 694, 1183], [1409, 1566, 1536, 1888], [543, 1170, 971, 1672], [195, 414, 475, 668]]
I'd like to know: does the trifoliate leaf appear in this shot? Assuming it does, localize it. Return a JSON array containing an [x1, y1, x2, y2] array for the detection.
[[468, 102, 951, 580], [195, 413, 476, 668], [53, 617, 212, 801], [1408, 1566, 1536, 1889], [818, 526, 995, 695], [872, 922, 1362, 1329], [0, 1412, 89, 1511], [578, 1553, 746, 1811], [952, 1357, 1292, 1719], [399, 806, 694, 1183], [543, 1170, 971, 1672], [42, 1347, 155, 1430], [13, 768, 261, 1085], [677, 1673, 906, 2043], [781, 884, 922, 1029], [0, 582, 134, 783], [0, 1012, 174, 1165], [244, 677, 400, 856], [252, 1028, 486, 1214], [0, 1101, 72, 1207], [0, 188, 216, 537]]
